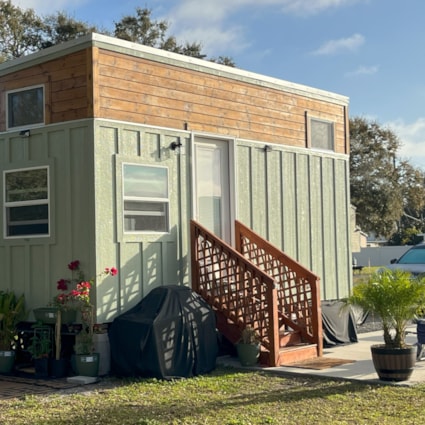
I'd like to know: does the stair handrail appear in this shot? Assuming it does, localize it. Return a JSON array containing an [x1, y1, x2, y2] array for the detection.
[[190, 220, 280, 365], [235, 220, 323, 356]]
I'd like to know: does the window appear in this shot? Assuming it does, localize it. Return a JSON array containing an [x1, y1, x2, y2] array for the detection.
[[4, 167, 49, 238], [7, 85, 44, 130], [123, 164, 169, 233], [309, 118, 334, 151]]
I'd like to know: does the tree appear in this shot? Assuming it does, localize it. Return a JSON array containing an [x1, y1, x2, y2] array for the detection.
[[0, 4, 234, 66], [42, 12, 99, 48], [349, 116, 425, 239], [0, 1, 44, 60], [113, 7, 235, 64]]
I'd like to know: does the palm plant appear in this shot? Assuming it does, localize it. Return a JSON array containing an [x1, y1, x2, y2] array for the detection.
[[0, 291, 26, 351], [345, 268, 425, 349]]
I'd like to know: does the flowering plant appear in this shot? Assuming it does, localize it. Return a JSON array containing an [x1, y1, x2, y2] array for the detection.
[[54, 260, 118, 356], [53, 260, 118, 311]]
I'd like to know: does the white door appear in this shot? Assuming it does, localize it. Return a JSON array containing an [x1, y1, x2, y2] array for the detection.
[[193, 138, 232, 243]]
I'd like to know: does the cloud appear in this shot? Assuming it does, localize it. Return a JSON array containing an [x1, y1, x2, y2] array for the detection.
[[164, 0, 367, 55], [11, 0, 87, 15], [280, 0, 366, 16], [10, 0, 367, 56], [345, 65, 379, 77], [386, 118, 425, 169], [312, 33, 365, 55]]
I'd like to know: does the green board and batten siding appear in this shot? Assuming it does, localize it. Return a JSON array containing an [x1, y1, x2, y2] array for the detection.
[[0, 122, 96, 316], [236, 142, 351, 301], [0, 33, 351, 322], [0, 119, 351, 321]]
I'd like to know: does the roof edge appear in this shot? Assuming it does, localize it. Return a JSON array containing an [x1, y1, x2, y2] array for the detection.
[[0, 33, 349, 106]]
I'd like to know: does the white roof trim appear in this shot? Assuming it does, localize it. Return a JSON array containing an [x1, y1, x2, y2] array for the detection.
[[0, 33, 349, 106]]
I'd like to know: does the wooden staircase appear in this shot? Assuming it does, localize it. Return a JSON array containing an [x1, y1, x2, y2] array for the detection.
[[190, 219, 322, 367]]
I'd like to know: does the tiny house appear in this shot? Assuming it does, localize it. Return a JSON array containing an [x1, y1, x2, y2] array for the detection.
[[0, 33, 351, 324]]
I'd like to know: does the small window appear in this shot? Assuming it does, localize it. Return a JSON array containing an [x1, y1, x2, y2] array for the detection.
[[123, 164, 169, 233], [7, 85, 44, 130], [4, 167, 49, 238], [309, 118, 334, 151]]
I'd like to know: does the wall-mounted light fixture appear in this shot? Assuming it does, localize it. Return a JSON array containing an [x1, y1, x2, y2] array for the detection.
[[170, 141, 183, 151], [19, 129, 31, 138], [264, 145, 272, 152]]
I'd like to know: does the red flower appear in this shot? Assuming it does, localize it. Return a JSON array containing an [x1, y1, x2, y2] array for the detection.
[[68, 260, 80, 271], [57, 278, 68, 291], [77, 281, 91, 290], [105, 267, 118, 276]]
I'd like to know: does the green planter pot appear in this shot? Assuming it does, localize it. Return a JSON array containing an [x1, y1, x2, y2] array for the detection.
[[50, 358, 69, 378], [72, 353, 100, 377], [33, 307, 58, 324], [33, 307, 77, 325], [34, 358, 50, 378], [0, 350, 15, 374], [236, 343, 260, 366]]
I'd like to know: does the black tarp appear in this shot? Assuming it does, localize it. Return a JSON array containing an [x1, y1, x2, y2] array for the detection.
[[322, 301, 358, 347], [109, 285, 218, 379]]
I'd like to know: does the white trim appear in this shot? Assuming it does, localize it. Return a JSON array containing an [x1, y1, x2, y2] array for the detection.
[[3, 165, 50, 239], [121, 162, 170, 234], [191, 133, 236, 245], [306, 113, 336, 153], [6, 84, 45, 131]]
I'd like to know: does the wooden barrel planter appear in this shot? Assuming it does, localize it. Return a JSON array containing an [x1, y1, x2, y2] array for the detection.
[[371, 345, 417, 382]]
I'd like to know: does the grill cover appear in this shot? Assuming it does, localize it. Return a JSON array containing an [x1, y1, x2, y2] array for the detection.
[[109, 285, 218, 379]]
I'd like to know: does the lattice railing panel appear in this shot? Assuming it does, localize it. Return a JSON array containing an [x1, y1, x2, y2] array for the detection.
[[191, 221, 277, 353], [235, 221, 322, 352]]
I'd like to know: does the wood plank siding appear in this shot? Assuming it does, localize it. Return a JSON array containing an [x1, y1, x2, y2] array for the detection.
[[1, 40, 347, 155], [0, 50, 92, 130], [95, 49, 347, 153]]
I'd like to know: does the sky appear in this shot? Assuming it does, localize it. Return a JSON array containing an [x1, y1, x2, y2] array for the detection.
[[11, 0, 425, 168]]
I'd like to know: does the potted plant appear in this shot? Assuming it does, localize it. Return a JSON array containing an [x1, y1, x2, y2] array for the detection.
[[27, 323, 52, 378], [0, 291, 26, 373], [34, 260, 82, 325], [73, 305, 100, 377], [236, 326, 261, 366], [345, 268, 425, 381], [62, 261, 118, 377]]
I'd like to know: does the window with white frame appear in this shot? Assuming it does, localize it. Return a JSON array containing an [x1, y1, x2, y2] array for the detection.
[[123, 164, 169, 233], [7, 85, 44, 130], [4, 167, 49, 238], [309, 117, 335, 151]]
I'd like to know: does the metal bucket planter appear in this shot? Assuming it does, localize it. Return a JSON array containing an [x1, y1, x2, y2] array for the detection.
[[371, 345, 417, 381]]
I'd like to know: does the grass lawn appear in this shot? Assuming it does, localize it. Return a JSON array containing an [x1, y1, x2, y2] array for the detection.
[[1, 366, 425, 424]]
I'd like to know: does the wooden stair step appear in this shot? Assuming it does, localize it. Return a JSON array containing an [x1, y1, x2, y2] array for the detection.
[[276, 343, 318, 365]]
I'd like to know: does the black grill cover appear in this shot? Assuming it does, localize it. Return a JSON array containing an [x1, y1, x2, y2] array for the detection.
[[322, 301, 358, 347], [109, 285, 218, 379]]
